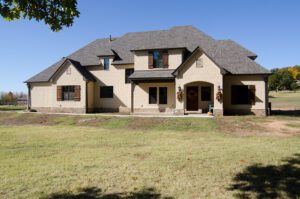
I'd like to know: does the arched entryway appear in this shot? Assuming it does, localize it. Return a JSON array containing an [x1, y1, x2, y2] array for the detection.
[[184, 81, 214, 113]]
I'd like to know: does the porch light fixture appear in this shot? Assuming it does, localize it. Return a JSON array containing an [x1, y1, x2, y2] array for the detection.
[[218, 85, 223, 92], [178, 86, 182, 92]]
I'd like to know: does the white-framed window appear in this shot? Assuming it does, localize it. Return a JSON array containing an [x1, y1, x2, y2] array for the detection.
[[103, 58, 110, 70]]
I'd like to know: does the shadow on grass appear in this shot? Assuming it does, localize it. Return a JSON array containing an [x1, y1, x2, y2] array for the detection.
[[271, 110, 300, 117], [42, 187, 173, 199], [229, 154, 300, 199]]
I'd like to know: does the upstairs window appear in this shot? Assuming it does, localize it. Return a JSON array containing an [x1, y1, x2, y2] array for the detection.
[[153, 50, 163, 68], [125, 68, 134, 84], [103, 58, 110, 70], [149, 50, 168, 69]]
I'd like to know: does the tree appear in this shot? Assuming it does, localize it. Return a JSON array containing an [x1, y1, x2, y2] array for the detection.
[[268, 68, 295, 91], [0, 0, 80, 31], [288, 67, 300, 80]]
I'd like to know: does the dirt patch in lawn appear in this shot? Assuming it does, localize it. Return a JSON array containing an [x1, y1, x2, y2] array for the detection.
[[262, 120, 300, 136], [216, 117, 300, 137]]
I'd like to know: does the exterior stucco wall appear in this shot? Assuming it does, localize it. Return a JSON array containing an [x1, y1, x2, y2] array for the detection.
[[88, 60, 134, 111], [134, 49, 183, 70], [223, 75, 267, 115], [87, 81, 94, 112], [133, 82, 175, 113], [175, 51, 223, 114], [30, 62, 87, 112]]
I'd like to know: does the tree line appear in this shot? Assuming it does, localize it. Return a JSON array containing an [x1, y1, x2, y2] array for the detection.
[[0, 91, 27, 105], [268, 65, 300, 91]]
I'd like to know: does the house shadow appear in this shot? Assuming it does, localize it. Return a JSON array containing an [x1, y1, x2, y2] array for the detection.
[[42, 187, 173, 199], [271, 109, 300, 117], [228, 153, 300, 199]]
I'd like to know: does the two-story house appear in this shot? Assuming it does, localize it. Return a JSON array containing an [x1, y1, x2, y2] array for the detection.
[[25, 26, 270, 116]]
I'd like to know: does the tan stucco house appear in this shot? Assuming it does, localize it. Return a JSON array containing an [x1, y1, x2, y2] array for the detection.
[[25, 26, 270, 116]]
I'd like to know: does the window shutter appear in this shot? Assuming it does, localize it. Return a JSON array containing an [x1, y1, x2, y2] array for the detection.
[[148, 52, 153, 69], [74, 86, 81, 101], [163, 52, 169, 68], [57, 86, 62, 101], [248, 85, 256, 105]]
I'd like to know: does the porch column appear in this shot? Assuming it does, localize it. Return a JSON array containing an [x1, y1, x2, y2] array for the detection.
[[131, 82, 135, 113], [27, 83, 31, 111]]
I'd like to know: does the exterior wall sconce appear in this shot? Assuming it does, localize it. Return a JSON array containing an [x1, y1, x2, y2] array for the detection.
[[177, 86, 183, 102], [216, 85, 223, 102]]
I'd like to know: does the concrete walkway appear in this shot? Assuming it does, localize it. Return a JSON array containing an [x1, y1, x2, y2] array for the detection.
[[15, 111, 214, 118]]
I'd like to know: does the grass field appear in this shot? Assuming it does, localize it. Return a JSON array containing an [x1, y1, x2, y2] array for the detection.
[[0, 105, 26, 111], [0, 112, 299, 199], [269, 90, 300, 109]]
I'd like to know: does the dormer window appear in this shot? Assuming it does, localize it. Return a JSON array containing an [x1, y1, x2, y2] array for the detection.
[[103, 57, 109, 70], [153, 50, 163, 68], [149, 50, 169, 69]]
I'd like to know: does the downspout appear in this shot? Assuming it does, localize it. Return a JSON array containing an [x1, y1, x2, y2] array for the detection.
[[131, 82, 135, 113], [264, 76, 269, 116], [85, 81, 88, 113], [27, 83, 31, 111]]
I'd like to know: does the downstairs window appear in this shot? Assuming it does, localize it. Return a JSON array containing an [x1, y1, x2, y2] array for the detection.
[[231, 85, 256, 105]]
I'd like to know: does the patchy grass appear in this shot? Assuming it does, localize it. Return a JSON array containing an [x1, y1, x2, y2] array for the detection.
[[269, 91, 300, 109], [0, 105, 26, 111], [0, 112, 300, 198]]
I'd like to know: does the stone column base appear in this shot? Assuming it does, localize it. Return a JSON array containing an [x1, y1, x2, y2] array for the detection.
[[213, 109, 224, 117]]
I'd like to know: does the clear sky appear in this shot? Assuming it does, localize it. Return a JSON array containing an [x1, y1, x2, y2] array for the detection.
[[0, 0, 299, 92]]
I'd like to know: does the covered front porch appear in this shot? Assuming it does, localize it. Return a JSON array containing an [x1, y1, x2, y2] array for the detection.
[[183, 81, 214, 114], [129, 70, 222, 115]]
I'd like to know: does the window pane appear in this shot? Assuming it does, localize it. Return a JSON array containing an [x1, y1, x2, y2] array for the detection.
[[231, 85, 249, 104], [153, 50, 163, 68], [125, 68, 134, 84], [201, 86, 211, 101], [159, 87, 168, 104], [62, 86, 75, 101], [149, 87, 157, 104], [100, 86, 113, 98], [103, 58, 109, 70]]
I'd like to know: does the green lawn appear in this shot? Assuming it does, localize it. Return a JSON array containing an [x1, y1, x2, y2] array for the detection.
[[0, 113, 299, 198], [269, 90, 300, 109], [0, 105, 26, 111]]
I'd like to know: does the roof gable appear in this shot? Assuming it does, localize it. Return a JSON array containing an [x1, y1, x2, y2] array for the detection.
[[26, 26, 270, 83]]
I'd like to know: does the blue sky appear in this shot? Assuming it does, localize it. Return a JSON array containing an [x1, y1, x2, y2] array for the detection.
[[0, 0, 299, 92]]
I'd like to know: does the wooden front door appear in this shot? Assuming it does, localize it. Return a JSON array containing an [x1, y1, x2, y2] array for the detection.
[[186, 86, 198, 111]]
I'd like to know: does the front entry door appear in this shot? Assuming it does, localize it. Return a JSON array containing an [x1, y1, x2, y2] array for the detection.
[[186, 86, 198, 111]]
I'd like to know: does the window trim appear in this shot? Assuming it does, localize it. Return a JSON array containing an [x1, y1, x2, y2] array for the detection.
[[100, 86, 113, 98]]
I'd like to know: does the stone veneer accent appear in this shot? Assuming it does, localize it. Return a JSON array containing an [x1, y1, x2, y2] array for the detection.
[[224, 109, 266, 116], [32, 107, 86, 114]]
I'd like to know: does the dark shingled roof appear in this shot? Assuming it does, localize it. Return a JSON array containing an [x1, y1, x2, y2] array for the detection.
[[26, 26, 270, 83], [25, 58, 95, 83], [129, 69, 175, 80]]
